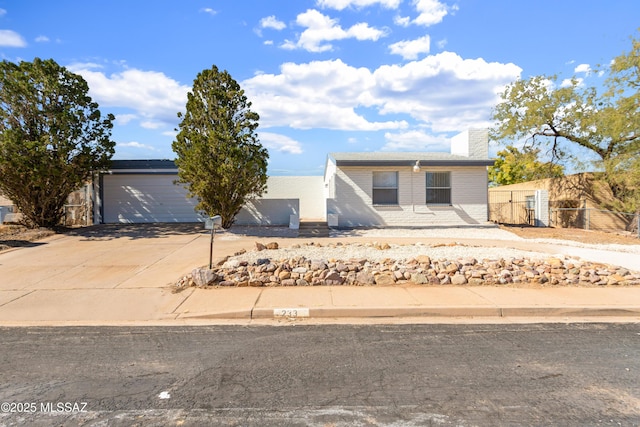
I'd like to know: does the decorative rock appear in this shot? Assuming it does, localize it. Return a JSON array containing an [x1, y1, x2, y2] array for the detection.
[[324, 272, 344, 285], [411, 273, 430, 284], [416, 255, 431, 265], [278, 271, 291, 280], [222, 259, 240, 269], [451, 273, 467, 285], [428, 276, 441, 285], [266, 242, 279, 250], [191, 268, 217, 286], [178, 242, 640, 289], [311, 260, 327, 271], [445, 263, 459, 274], [607, 274, 625, 285], [374, 272, 396, 285], [356, 270, 375, 285]]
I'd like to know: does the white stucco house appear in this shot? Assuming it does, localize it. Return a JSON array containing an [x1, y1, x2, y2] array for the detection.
[[92, 128, 493, 227], [323, 129, 493, 227]]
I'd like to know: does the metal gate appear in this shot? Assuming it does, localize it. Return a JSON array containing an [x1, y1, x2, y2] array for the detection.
[[488, 190, 536, 225]]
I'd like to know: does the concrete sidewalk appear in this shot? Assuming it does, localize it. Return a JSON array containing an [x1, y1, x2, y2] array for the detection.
[[174, 285, 640, 321], [1, 284, 639, 325], [1, 224, 639, 325]]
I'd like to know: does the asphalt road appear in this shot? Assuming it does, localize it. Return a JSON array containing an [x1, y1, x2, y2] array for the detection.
[[0, 323, 638, 426]]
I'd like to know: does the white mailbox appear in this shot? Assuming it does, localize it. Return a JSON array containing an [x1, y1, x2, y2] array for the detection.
[[204, 215, 222, 230]]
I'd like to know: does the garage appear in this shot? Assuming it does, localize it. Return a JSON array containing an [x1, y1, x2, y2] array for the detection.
[[100, 160, 200, 223]]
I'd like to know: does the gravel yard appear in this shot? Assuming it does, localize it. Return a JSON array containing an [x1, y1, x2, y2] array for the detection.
[[232, 241, 547, 265]]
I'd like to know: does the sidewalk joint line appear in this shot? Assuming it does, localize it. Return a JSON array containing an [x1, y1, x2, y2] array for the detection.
[[169, 288, 195, 314], [0, 290, 36, 307]]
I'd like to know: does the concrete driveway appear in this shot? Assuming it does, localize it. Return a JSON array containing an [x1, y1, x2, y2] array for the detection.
[[0, 224, 255, 323]]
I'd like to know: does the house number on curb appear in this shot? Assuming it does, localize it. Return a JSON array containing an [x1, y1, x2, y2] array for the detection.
[[273, 308, 310, 318]]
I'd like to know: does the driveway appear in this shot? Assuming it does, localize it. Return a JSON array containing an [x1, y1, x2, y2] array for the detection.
[[0, 224, 256, 323]]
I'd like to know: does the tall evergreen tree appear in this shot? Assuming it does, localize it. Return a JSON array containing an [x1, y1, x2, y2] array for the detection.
[[172, 65, 268, 229], [0, 58, 115, 227]]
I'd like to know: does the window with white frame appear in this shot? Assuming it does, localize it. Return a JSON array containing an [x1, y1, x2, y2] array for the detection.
[[372, 171, 398, 205], [426, 171, 451, 204]]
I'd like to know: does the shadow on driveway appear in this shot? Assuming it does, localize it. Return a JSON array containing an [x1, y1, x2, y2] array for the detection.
[[59, 223, 298, 241], [61, 223, 208, 241]]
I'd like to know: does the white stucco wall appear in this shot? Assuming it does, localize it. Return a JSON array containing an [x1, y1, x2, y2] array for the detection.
[[261, 176, 325, 220], [235, 198, 299, 226], [326, 166, 488, 227]]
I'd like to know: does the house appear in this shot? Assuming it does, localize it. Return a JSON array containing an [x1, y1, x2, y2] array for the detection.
[[323, 129, 494, 227], [6, 128, 494, 228], [96, 160, 324, 225]]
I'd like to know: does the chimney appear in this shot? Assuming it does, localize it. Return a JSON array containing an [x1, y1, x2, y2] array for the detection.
[[450, 128, 489, 159]]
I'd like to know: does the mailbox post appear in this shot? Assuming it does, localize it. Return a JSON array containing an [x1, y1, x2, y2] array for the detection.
[[204, 215, 222, 269]]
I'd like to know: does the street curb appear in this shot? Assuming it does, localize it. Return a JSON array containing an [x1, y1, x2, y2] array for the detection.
[[499, 307, 640, 317], [177, 306, 640, 320]]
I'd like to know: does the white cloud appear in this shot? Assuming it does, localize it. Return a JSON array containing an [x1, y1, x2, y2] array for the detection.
[[201, 8, 217, 16], [317, 0, 401, 10], [389, 35, 431, 60], [259, 132, 303, 154], [244, 59, 407, 131], [115, 113, 137, 125], [0, 29, 27, 47], [244, 52, 521, 134], [373, 52, 522, 131], [0, 9, 6, 17], [260, 15, 286, 30], [394, 15, 411, 27], [140, 120, 163, 129], [574, 63, 591, 75], [381, 130, 450, 151], [68, 63, 190, 127], [412, 0, 449, 26], [35, 35, 49, 43], [118, 141, 157, 151], [282, 9, 387, 52]]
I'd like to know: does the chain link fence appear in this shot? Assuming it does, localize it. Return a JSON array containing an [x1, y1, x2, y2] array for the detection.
[[550, 207, 640, 238]]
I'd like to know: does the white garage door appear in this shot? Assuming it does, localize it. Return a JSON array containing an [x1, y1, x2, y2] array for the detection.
[[102, 174, 200, 223]]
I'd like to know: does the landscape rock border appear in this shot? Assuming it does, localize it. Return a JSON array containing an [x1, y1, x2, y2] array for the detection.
[[175, 241, 640, 289]]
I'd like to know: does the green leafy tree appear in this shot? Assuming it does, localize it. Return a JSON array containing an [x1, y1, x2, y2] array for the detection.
[[603, 153, 640, 213], [490, 32, 640, 206], [172, 65, 268, 229], [0, 58, 114, 228], [489, 145, 564, 186]]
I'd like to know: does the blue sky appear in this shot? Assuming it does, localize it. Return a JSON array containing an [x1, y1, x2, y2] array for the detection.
[[1, 0, 638, 175]]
